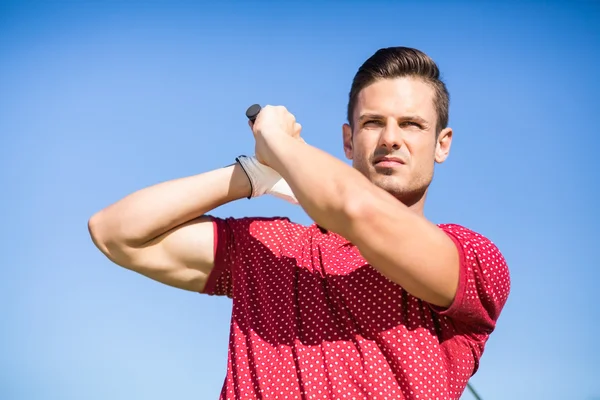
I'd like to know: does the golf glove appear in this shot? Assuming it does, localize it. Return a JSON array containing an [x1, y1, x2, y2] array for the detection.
[[236, 155, 299, 205]]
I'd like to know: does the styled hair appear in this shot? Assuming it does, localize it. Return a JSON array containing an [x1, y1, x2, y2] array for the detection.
[[347, 47, 449, 133]]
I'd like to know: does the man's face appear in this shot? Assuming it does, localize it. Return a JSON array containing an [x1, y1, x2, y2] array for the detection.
[[343, 77, 453, 206]]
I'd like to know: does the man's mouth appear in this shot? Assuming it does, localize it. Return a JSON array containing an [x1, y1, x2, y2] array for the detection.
[[374, 156, 405, 167]]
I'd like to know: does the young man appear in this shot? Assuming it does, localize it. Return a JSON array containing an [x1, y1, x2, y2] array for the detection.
[[89, 47, 511, 399]]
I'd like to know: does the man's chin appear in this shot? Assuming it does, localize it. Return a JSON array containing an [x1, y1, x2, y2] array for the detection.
[[359, 167, 408, 192], [370, 176, 406, 194], [377, 178, 431, 207]]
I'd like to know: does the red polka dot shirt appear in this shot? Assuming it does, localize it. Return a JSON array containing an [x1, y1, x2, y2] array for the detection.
[[202, 216, 511, 399]]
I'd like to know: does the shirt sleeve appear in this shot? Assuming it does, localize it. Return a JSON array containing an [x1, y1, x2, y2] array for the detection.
[[199, 215, 236, 298], [199, 215, 301, 298], [432, 224, 511, 340]]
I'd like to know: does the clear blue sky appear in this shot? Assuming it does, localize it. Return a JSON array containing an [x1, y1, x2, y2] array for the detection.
[[1, 1, 598, 399]]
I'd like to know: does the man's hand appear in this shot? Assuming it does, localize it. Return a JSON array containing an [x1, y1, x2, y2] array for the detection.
[[248, 105, 303, 167], [236, 155, 299, 205], [234, 105, 304, 205]]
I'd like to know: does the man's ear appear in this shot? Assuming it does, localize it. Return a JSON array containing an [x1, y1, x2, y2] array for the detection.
[[435, 127, 453, 164], [343, 123, 353, 160]]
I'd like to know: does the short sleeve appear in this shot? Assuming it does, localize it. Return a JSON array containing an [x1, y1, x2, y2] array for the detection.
[[433, 224, 511, 339], [200, 216, 236, 297], [200, 215, 304, 298]]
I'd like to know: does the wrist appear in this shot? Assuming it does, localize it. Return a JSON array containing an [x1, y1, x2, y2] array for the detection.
[[234, 154, 299, 205], [259, 133, 295, 170], [229, 163, 253, 200]]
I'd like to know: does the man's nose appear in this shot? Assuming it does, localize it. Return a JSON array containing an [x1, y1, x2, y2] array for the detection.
[[378, 121, 403, 150]]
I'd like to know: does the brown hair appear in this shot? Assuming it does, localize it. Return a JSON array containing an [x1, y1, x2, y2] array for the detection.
[[347, 47, 449, 134]]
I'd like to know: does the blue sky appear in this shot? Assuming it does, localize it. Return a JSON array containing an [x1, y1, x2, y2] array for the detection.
[[1, 1, 598, 399]]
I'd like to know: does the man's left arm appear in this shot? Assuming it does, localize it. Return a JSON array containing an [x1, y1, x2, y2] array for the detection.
[[258, 132, 460, 308]]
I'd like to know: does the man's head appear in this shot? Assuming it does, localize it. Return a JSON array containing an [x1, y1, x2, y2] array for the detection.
[[343, 47, 453, 208]]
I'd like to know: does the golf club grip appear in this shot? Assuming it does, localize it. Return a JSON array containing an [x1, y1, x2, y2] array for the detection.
[[246, 104, 262, 122]]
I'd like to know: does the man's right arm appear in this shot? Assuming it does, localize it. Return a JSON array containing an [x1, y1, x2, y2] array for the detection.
[[87, 163, 251, 292]]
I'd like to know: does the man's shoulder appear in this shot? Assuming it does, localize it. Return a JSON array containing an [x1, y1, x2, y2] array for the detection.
[[437, 222, 509, 267], [210, 214, 311, 239], [437, 223, 496, 246], [222, 216, 313, 257], [437, 223, 509, 277], [219, 215, 307, 227]]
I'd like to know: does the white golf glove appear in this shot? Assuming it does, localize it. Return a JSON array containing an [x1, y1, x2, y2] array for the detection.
[[236, 155, 299, 205]]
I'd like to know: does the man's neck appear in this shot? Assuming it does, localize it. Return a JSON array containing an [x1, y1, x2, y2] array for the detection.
[[397, 189, 428, 217]]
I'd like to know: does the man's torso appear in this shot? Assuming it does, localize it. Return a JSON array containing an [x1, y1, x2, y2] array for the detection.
[[204, 217, 510, 400]]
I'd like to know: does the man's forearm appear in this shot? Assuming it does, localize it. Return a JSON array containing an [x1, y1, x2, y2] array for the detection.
[[89, 163, 251, 247], [260, 133, 459, 307], [259, 134, 388, 237]]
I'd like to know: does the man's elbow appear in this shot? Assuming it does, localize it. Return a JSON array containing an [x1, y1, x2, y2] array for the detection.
[[89, 216, 138, 273], [335, 190, 382, 238], [88, 210, 130, 262], [88, 211, 111, 255], [341, 186, 388, 222]]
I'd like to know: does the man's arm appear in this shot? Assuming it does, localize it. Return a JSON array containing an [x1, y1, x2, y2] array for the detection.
[[88, 163, 251, 292], [257, 132, 459, 308]]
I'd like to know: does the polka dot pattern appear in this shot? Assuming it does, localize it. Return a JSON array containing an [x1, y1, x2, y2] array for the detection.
[[202, 217, 511, 399]]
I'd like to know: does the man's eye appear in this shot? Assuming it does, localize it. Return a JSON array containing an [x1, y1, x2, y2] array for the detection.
[[401, 121, 421, 128], [364, 120, 382, 127]]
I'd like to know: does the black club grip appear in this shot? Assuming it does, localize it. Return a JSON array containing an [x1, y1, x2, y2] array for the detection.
[[245, 104, 262, 123]]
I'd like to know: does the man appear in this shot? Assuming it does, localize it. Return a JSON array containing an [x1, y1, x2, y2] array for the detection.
[[89, 46, 511, 399]]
